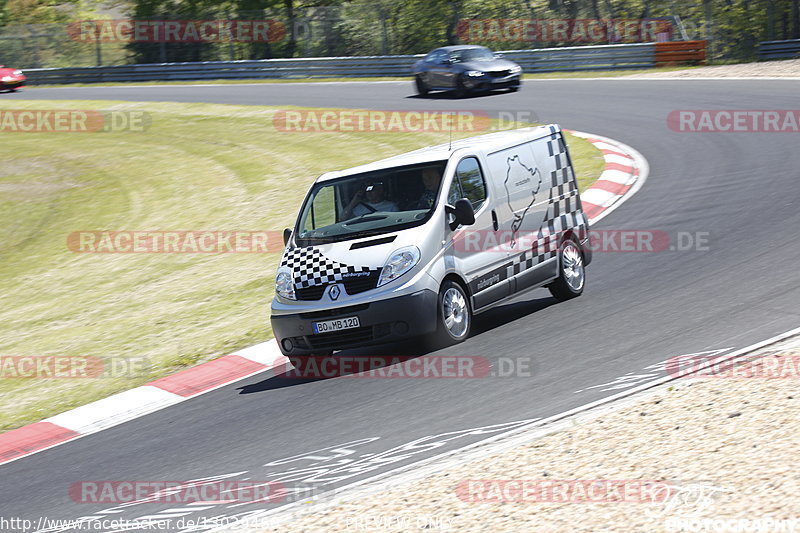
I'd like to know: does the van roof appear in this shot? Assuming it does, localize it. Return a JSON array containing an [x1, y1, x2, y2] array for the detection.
[[317, 124, 559, 182]]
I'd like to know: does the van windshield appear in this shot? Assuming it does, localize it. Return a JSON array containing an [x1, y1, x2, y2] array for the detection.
[[295, 161, 447, 245]]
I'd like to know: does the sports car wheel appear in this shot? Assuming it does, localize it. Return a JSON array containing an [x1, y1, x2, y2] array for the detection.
[[415, 75, 429, 96]]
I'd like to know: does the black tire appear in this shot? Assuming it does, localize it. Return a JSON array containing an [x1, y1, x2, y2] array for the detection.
[[415, 75, 429, 96], [548, 238, 586, 301], [432, 280, 472, 346], [454, 75, 469, 98]]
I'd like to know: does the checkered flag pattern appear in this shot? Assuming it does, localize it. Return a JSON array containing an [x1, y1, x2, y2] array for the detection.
[[512, 127, 589, 274], [281, 247, 378, 289], [546, 124, 573, 188]]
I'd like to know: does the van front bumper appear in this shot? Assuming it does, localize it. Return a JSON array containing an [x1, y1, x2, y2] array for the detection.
[[270, 289, 438, 355]]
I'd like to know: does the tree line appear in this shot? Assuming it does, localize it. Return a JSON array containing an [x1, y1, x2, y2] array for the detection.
[[1, 0, 798, 64]]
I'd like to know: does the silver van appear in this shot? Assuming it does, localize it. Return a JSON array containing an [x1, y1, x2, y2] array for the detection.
[[271, 125, 592, 355]]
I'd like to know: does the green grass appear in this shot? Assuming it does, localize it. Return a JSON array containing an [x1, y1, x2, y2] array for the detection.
[[0, 100, 604, 431], [26, 65, 700, 88]]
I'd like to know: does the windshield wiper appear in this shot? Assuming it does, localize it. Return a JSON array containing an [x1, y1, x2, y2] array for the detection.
[[344, 215, 388, 226]]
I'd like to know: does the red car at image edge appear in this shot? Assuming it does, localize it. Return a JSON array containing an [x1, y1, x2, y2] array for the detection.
[[0, 65, 26, 91]]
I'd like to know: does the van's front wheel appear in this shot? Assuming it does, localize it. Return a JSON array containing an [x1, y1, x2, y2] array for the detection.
[[548, 238, 586, 301], [434, 280, 472, 345]]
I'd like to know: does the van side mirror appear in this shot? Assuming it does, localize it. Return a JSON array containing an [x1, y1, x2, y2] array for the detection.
[[283, 228, 292, 246], [446, 198, 475, 230]]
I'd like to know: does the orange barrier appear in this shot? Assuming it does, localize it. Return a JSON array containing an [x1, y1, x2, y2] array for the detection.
[[655, 40, 707, 66]]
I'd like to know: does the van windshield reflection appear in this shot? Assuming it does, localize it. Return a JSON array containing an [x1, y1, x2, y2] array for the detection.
[[296, 162, 446, 245]]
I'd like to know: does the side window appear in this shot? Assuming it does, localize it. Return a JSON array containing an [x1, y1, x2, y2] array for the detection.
[[455, 157, 487, 209], [429, 50, 446, 63]]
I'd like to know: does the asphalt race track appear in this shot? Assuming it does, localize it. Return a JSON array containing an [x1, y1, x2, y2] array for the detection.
[[2, 79, 799, 531]]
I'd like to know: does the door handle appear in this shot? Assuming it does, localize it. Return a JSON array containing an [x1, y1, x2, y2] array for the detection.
[[491, 210, 499, 231]]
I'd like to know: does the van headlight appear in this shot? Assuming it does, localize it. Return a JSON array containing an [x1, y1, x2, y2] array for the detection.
[[378, 246, 421, 287], [275, 267, 296, 300]]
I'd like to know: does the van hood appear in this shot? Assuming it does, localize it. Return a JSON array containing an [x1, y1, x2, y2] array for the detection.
[[280, 230, 422, 290]]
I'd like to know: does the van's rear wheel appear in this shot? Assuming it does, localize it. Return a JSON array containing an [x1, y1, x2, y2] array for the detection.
[[548, 238, 585, 301], [434, 280, 472, 345]]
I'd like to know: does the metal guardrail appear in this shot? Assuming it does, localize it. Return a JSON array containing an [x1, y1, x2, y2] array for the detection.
[[503, 43, 655, 73], [758, 39, 800, 60], [23, 55, 423, 85], [22, 42, 659, 85]]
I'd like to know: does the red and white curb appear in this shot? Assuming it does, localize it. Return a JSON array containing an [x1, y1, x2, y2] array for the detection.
[[570, 130, 649, 225], [0, 341, 288, 466], [0, 130, 650, 468]]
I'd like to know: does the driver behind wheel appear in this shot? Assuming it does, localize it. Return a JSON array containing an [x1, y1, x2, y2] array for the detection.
[[343, 181, 399, 218]]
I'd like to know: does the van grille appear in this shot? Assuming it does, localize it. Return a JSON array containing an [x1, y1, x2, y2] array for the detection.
[[300, 304, 369, 320], [295, 272, 380, 301], [296, 285, 327, 301], [342, 272, 380, 295]]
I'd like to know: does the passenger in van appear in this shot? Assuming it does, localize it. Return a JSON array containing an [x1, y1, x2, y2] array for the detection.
[[343, 181, 399, 218], [413, 168, 442, 210]]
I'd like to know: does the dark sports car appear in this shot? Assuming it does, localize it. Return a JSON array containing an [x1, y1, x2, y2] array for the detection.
[[0, 65, 25, 92], [412, 45, 522, 97]]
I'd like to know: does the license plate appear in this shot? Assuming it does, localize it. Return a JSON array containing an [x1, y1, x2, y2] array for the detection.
[[312, 316, 360, 334]]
